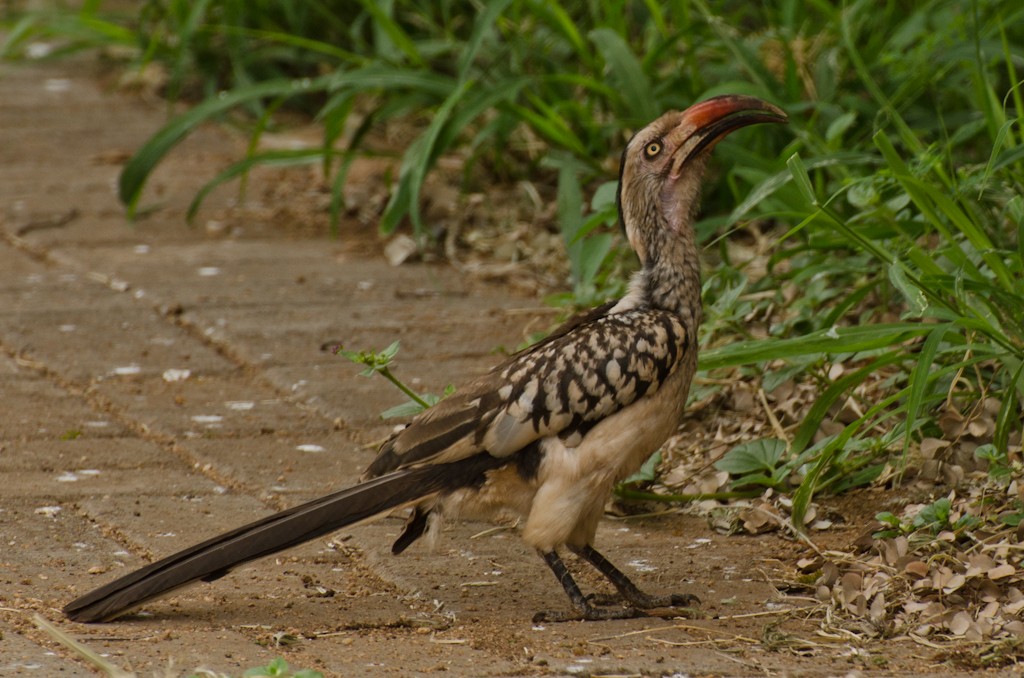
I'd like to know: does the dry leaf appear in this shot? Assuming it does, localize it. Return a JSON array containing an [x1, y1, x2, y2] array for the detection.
[[947, 610, 972, 636], [384, 234, 419, 266], [978, 601, 1000, 620], [820, 561, 840, 587], [939, 408, 967, 438], [740, 501, 781, 534], [988, 564, 1016, 581], [919, 437, 950, 459], [965, 554, 997, 577], [1003, 620, 1024, 637], [869, 591, 886, 623], [1004, 598, 1024, 615], [942, 573, 967, 594], [967, 418, 990, 438], [903, 561, 929, 578], [797, 557, 822, 572]]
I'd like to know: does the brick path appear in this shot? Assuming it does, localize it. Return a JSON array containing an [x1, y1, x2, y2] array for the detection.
[[1, 56, 811, 677]]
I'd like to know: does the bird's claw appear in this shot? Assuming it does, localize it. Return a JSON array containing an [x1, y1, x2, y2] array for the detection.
[[533, 605, 646, 623], [585, 591, 701, 610], [668, 592, 701, 608]]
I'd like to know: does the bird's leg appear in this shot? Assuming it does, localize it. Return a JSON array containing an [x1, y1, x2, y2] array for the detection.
[[570, 544, 699, 611], [532, 550, 645, 622]]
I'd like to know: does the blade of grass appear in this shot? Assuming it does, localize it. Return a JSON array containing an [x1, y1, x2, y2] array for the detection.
[[186, 148, 327, 222], [166, 0, 214, 104], [589, 27, 658, 123], [994, 360, 1024, 454], [353, 0, 424, 67], [791, 384, 908, 528], [119, 73, 335, 215], [789, 350, 908, 455], [382, 77, 472, 236], [700, 322, 934, 371], [902, 323, 950, 455]]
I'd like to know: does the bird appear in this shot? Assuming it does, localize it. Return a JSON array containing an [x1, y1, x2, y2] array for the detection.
[[64, 95, 787, 624]]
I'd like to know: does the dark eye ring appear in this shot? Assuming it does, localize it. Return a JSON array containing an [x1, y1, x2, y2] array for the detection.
[[644, 141, 662, 158]]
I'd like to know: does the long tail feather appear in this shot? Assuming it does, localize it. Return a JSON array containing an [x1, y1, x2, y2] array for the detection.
[[65, 455, 502, 622]]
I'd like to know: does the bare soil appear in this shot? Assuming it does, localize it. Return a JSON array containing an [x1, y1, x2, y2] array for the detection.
[[0, 55, 988, 677]]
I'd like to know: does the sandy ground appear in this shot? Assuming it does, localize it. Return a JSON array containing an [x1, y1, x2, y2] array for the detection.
[[0, 56, 985, 677]]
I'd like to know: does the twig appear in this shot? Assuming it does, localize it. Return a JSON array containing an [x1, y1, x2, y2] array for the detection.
[[715, 607, 808, 621], [589, 622, 756, 645], [33, 614, 135, 678], [469, 521, 518, 539], [711, 648, 769, 673], [757, 387, 790, 444]]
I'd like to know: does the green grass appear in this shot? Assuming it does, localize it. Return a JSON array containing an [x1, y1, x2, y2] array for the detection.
[[4, 0, 1023, 522]]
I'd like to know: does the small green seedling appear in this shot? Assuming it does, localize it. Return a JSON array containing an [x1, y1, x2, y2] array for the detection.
[[334, 340, 453, 418]]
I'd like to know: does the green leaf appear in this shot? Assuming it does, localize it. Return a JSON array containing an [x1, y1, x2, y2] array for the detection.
[[380, 400, 427, 419], [825, 111, 856, 144], [507, 99, 589, 156], [903, 324, 949, 455], [353, 0, 423, 66], [576, 233, 613, 291], [120, 74, 335, 215], [186, 148, 326, 222], [589, 27, 658, 122], [728, 167, 792, 223], [786, 153, 818, 206], [980, 119, 1019, 188], [789, 351, 905, 455], [701, 322, 933, 371], [847, 180, 878, 209], [553, 156, 588, 283], [0, 15, 40, 59], [875, 512, 900, 527], [913, 497, 951, 530], [379, 340, 401, 362], [887, 262, 928, 318], [790, 430, 853, 530], [590, 180, 619, 212], [715, 438, 787, 475], [975, 443, 1011, 483], [621, 451, 662, 485], [456, 0, 514, 77], [243, 657, 289, 677], [381, 77, 471, 235], [994, 360, 1024, 455], [999, 513, 1024, 527]]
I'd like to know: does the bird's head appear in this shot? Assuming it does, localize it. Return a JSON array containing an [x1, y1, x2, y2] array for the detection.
[[617, 95, 787, 264]]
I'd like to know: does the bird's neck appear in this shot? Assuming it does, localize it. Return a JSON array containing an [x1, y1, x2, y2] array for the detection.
[[617, 218, 702, 331]]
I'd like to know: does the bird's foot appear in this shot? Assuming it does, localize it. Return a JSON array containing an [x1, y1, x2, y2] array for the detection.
[[586, 591, 700, 611], [532, 603, 646, 623], [533, 592, 700, 622], [536, 549, 703, 622]]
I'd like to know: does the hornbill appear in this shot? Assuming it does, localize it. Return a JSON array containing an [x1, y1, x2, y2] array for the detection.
[[64, 95, 787, 623]]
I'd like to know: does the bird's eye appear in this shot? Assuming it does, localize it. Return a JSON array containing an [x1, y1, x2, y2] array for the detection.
[[644, 141, 663, 159]]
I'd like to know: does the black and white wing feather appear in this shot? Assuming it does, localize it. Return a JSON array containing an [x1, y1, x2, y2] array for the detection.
[[365, 306, 692, 477]]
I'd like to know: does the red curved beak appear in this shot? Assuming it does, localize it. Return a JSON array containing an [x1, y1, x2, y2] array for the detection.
[[683, 95, 787, 131], [675, 95, 787, 168]]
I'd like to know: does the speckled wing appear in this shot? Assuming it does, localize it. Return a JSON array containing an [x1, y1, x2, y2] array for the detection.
[[364, 307, 691, 478]]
